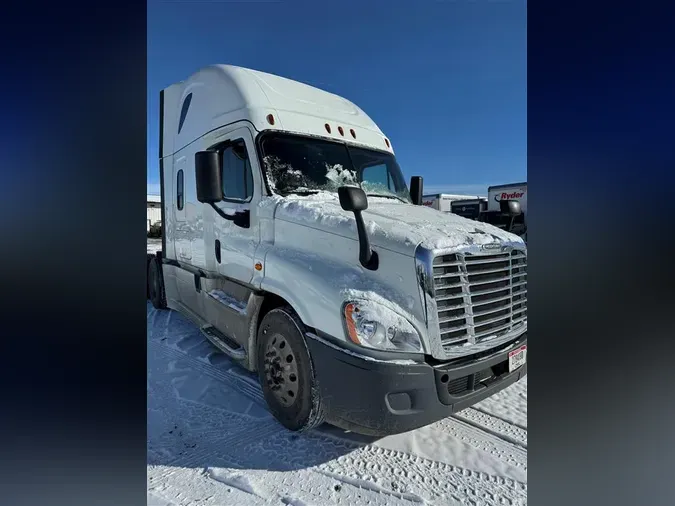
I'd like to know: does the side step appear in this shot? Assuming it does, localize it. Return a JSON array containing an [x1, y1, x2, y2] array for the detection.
[[200, 325, 247, 361]]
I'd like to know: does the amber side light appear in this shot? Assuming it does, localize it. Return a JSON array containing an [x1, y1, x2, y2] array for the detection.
[[344, 303, 361, 344]]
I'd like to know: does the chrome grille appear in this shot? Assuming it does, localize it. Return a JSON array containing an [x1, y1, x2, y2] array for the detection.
[[432, 249, 527, 352]]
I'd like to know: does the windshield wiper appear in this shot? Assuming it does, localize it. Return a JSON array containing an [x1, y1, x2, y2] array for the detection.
[[366, 193, 407, 203]]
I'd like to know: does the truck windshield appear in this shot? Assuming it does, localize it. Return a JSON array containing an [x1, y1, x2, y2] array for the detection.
[[260, 133, 412, 203]]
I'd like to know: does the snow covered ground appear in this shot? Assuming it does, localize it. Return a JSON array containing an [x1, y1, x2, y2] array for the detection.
[[148, 238, 162, 255], [147, 294, 527, 505]]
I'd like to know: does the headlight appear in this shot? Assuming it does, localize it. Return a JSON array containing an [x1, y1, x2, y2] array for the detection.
[[342, 300, 423, 353]]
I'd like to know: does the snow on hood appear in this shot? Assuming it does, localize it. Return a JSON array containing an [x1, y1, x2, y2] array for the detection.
[[263, 193, 524, 256]]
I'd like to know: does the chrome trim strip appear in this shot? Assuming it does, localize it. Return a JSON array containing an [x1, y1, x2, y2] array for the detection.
[[443, 323, 527, 358], [414, 245, 435, 329]]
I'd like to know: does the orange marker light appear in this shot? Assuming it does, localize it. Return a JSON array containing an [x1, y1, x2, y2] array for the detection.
[[344, 303, 361, 344], [266, 114, 275, 125], [254, 262, 263, 271]]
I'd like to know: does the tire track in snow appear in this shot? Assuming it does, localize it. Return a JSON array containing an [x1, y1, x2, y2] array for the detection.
[[454, 409, 528, 448], [249, 430, 526, 505], [148, 307, 177, 336], [149, 340, 266, 406], [148, 337, 282, 484], [149, 467, 271, 506], [169, 420, 282, 468], [470, 406, 527, 432], [151, 419, 284, 485], [151, 465, 428, 506], [319, 445, 527, 506], [472, 379, 528, 431], [431, 417, 527, 471], [314, 469, 428, 504]]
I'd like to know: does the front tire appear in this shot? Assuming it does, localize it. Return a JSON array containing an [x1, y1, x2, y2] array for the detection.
[[257, 307, 325, 432]]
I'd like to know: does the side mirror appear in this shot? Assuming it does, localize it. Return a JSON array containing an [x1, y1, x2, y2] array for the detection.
[[500, 199, 522, 217], [500, 199, 522, 234], [195, 151, 223, 203], [409, 176, 423, 205], [338, 185, 368, 212], [338, 186, 378, 270]]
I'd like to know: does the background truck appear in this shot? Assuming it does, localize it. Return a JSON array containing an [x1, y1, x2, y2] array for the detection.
[[480, 182, 527, 241], [450, 197, 488, 219], [488, 182, 527, 217], [422, 193, 481, 212], [147, 64, 528, 437]]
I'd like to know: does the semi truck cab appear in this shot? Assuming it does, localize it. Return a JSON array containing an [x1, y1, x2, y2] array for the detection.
[[147, 64, 528, 436]]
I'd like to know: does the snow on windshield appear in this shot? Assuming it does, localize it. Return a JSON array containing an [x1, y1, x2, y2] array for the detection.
[[264, 156, 362, 194], [325, 164, 357, 188], [263, 156, 410, 202], [263, 156, 301, 192], [260, 134, 411, 201]]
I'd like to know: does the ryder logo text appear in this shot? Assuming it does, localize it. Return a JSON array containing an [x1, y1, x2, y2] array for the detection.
[[494, 190, 525, 202]]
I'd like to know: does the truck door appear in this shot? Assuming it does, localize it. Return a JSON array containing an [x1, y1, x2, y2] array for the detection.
[[209, 127, 261, 285]]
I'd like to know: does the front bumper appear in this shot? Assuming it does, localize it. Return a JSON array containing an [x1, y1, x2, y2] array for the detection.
[[305, 332, 527, 436]]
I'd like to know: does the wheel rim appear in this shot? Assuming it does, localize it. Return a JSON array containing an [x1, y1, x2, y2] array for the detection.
[[264, 333, 299, 407]]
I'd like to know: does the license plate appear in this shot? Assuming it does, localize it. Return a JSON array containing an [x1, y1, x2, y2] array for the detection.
[[508, 345, 527, 372]]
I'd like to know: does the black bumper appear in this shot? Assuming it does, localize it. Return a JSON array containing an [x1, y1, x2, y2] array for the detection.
[[306, 333, 527, 436]]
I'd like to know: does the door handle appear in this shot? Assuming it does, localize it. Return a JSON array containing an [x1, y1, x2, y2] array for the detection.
[[210, 204, 251, 228], [215, 239, 221, 263]]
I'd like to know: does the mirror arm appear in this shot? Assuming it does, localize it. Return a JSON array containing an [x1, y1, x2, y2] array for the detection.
[[210, 203, 250, 229], [354, 210, 379, 270]]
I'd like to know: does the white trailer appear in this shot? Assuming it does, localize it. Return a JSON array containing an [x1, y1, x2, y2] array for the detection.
[[147, 64, 527, 437], [487, 182, 527, 217], [422, 193, 481, 213], [147, 194, 162, 233]]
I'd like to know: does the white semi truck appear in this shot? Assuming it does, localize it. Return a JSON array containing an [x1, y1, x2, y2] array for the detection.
[[147, 64, 528, 436]]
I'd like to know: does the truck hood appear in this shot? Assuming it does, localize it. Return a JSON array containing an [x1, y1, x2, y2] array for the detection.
[[269, 194, 525, 256]]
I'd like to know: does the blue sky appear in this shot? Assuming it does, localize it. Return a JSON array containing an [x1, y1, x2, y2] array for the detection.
[[148, 0, 526, 197]]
